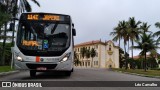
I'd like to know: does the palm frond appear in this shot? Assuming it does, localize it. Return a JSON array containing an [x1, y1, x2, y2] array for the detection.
[[153, 31, 160, 37], [31, 0, 40, 7], [155, 22, 160, 28]]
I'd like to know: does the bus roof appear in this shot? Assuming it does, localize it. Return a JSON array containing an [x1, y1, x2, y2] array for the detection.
[[21, 12, 70, 17]]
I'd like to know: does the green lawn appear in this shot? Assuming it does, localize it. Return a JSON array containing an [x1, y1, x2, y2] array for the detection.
[[113, 68, 160, 77], [0, 66, 14, 72]]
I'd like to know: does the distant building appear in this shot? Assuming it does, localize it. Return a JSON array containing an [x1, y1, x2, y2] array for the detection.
[[132, 53, 159, 60], [74, 40, 124, 68]]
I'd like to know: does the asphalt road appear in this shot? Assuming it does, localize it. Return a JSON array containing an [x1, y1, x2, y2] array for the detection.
[[0, 68, 160, 90]]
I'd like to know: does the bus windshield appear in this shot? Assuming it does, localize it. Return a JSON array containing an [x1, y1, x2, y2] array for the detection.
[[17, 21, 70, 56]]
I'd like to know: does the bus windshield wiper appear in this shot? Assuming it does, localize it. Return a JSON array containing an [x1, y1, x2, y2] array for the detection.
[[51, 22, 59, 34]]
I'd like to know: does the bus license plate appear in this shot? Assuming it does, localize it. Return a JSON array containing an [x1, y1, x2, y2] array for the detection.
[[36, 67, 47, 70]]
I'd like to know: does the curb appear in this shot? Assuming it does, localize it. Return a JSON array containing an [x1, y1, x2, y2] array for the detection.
[[114, 70, 160, 79], [0, 70, 19, 76]]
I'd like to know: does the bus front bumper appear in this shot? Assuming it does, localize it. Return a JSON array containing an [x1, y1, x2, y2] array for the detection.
[[14, 60, 73, 71]]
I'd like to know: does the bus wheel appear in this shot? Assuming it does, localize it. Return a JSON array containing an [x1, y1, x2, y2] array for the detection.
[[30, 70, 36, 77], [65, 71, 71, 76], [71, 68, 74, 72]]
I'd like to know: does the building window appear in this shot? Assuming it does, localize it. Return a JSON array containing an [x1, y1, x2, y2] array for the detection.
[[96, 61, 98, 65], [109, 45, 111, 51], [85, 62, 87, 67], [88, 62, 90, 66], [96, 52, 98, 57]]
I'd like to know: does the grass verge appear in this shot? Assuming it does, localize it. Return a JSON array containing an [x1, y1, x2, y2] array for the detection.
[[112, 68, 160, 77], [0, 66, 14, 73]]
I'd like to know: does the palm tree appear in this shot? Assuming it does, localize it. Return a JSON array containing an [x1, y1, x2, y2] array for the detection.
[[0, 0, 40, 65], [74, 51, 80, 66], [127, 17, 141, 60], [110, 22, 125, 69], [153, 22, 160, 42], [80, 47, 86, 66], [132, 32, 159, 71], [155, 22, 160, 28], [140, 22, 151, 33], [90, 48, 96, 67], [14, 0, 40, 13], [85, 49, 91, 67], [0, 0, 12, 65], [11, 0, 40, 45], [119, 20, 128, 69], [110, 22, 123, 48]]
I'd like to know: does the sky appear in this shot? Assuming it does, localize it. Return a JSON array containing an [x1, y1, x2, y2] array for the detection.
[[29, 0, 160, 56]]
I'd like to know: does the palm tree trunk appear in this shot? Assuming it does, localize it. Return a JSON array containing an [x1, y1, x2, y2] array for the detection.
[[12, 0, 18, 46], [131, 40, 134, 69], [0, 26, 2, 65], [1, 22, 7, 65], [119, 36, 121, 48], [128, 40, 130, 69], [128, 40, 129, 54], [1, 0, 9, 66], [132, 40, 134, 59], [144, 52, 147, 72], [124, 40, 127, 70], [91, 58, 93, 68]]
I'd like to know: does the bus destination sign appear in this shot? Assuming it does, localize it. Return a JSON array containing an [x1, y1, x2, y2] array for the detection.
[[21, 13, 69, 21], [27, 14, 60, 21]]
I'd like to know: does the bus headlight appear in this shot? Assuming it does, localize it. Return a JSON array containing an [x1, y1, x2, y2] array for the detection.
[[62, 56, 68, 62], [17, 56, 23, 61], [59, 52, 71, 63]]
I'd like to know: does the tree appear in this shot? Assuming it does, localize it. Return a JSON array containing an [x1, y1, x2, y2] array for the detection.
[[0, 0, 40, 65], [17, 0, 40, 13], [140, 22, 151, 33], [11, 0, 40, 45], [153, 22, 160, 42], [85, 49, 91, 67], [80, 47, 86, 59], [0, 0, 12, 65], [127, 17, 141, 60], [110, 22, 123, 48], [74, 51, 80, 66], [132, 32, 159, 71], [119, 20, 128, 69], [80, 47, 86, 66], [90, 48, 96, 67]]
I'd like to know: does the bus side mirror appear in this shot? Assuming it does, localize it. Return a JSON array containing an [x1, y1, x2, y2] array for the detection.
[[72, 28, 76, 36], [9, 23, 14, 31]]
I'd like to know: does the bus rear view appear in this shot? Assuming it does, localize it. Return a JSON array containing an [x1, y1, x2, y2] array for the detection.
[[12, 13, 76, 77]]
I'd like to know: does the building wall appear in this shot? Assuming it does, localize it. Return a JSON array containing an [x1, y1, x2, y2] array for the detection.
[[100, 44, 106, 68], [114, 48, 120, 68]]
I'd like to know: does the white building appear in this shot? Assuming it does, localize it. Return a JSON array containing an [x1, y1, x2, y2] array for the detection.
[[74, 40, 123, 68]]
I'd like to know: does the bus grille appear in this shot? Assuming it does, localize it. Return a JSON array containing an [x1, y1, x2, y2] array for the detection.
[[26, 63, 57, 69]]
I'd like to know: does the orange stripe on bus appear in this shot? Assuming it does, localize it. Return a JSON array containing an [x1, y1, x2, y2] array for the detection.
[[36, 56, 40, 62]]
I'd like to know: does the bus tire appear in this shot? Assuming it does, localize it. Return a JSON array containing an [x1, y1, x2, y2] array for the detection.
[[65, 71, 71, 76], [30, 70, 36, 77], [71, 68, 74, 72]]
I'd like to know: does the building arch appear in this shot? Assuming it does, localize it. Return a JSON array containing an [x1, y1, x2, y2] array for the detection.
[[106, 58, 115, 68]]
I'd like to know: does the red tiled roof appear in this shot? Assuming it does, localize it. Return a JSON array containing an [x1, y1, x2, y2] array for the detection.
[[74, 40, 120, 48], [75, 40, 105, 47]]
